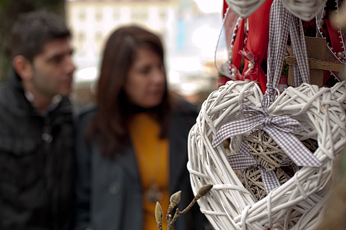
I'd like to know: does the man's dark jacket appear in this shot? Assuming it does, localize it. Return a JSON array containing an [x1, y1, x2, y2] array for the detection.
[[0, 70, 75, 230]]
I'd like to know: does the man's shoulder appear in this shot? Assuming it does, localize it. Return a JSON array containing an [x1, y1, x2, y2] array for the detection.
[[0, 72, 24, 108], [0, 84, 23, 122], [0, 81, 14, 103]]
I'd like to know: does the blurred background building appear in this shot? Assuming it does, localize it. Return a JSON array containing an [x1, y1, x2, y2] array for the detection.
[[66, 0, 223, 108], [0, 0, 224, 108]]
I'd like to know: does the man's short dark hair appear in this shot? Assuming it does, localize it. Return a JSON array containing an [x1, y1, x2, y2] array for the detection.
[[8, 10, 71, 62]]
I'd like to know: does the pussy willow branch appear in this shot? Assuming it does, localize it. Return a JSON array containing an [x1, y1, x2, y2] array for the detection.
[[167, 184, 213, 230], [167, 197, 198, 230], [166, 191, 181, 224], [155, 184, 212, 230], [155, 202, 163, 230], [165, 207, 173, 225]]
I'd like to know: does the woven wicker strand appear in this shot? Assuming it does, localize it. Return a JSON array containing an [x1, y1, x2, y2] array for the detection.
[[246, 130, 287, 171], [187, 80, 346, 229], [331, 81, 346, 112]]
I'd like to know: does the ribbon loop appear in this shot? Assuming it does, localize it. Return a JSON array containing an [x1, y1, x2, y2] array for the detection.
[[227, 153, 257, 171], [212, 98, 321, 167], [227, 141, 257, 171], [260, 165, 281, 193], [270, 116, 302, 133], [261, 95, 270, 111]]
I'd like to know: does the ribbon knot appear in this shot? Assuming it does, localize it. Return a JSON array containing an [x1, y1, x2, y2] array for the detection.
[[264, 116, 273, 126], [212, 96, 321, 168]]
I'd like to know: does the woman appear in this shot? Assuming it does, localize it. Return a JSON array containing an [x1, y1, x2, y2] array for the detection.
[[74, 25, 207, 230]]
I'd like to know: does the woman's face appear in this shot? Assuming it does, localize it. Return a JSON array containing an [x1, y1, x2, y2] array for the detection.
[[125, 46, 166, 108]]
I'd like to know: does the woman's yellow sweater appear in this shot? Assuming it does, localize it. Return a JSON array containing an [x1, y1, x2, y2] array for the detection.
[[129, 113, 170, 230]]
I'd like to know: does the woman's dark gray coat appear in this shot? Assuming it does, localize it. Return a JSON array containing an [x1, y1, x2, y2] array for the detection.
[[74, 101, 208, 230]]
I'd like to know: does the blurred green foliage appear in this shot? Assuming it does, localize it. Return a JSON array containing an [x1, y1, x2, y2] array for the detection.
[[0, 0, 65, 82], [281, 59, 289, 77]]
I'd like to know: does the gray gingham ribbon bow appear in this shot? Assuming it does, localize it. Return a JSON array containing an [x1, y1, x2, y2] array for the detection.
[[212, 96, 321, 167], [227, 141, 281, 194]]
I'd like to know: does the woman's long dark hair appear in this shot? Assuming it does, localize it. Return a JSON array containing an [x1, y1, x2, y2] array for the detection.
[[87, 25, 172, 157]]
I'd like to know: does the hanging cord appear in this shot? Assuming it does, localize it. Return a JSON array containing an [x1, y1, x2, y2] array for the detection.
[[266, 0, 310, 101]]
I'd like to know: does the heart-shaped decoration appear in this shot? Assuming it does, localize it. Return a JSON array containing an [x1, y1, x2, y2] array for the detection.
[[187, 80, 346, 229]]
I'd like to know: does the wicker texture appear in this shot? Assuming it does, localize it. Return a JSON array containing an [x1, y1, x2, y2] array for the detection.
[[246, 130, 288, 171], [331, 81, 346, 111], [225, 0, 326, 21], [187, 81, 346, 229], [236, 129, 295, 201]]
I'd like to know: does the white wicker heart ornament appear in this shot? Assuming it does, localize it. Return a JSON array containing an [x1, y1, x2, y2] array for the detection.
[[191, 1, 346, 228], [187, 80, 346, 229]]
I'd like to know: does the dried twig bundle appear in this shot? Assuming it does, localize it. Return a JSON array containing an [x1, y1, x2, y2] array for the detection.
[[236, 130, 318, 201]]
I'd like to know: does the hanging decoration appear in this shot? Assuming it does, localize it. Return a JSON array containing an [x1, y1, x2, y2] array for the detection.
[[225, 0, 273, 93], [316, 0, 346, 84], [187, 0, 346, 229], [226, 0, 327, 20]]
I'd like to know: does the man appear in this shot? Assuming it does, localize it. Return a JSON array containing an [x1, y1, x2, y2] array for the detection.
[[0, 11, 76, 229]]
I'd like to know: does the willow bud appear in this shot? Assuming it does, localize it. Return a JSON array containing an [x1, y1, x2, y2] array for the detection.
[[155, 202, 163, 223], [196, 184, 213, 199], [169, 190, 181, 207]]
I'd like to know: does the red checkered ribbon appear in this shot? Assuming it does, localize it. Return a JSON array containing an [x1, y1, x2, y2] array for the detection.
[[227, 141, 280, 194], [213, 96, 321, 167]]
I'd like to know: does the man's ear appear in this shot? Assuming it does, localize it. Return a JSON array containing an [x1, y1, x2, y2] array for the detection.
[[12, 55, 33, 81]]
